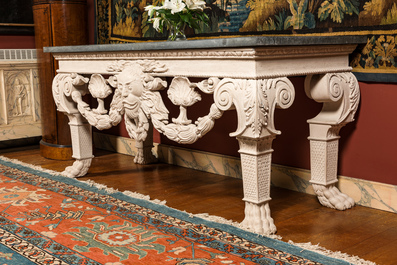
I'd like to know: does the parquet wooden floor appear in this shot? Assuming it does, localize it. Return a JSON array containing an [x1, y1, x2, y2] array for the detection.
[[1, 145, 396, 265]]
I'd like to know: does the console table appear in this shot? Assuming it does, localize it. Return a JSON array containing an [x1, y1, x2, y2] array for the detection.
[[45, 36, 366, 234]]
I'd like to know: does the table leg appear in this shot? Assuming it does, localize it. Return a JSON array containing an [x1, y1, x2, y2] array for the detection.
[[52, 73, 93, 178], [63, 113, 93, 178], [213, 77, 295, 234], [132, 121, 157, 164], [238, 136, 277, 234], [305, 73, 360, 210]]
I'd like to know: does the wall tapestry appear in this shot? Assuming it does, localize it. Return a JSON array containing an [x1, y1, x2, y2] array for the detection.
[[95, 0, 397, 82]]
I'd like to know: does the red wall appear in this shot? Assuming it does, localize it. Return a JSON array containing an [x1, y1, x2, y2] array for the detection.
[[339, 81, 397, 185], [106, 77, 397, 186], [158, 77, 397, 186], [87, 0, 96, 44], [0, 35, 36, 49]]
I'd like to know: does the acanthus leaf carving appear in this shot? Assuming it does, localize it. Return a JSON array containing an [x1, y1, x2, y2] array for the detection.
[[107, 59, 168, 74], [244, 80, 269, 137], [244, 78, 295, 137]]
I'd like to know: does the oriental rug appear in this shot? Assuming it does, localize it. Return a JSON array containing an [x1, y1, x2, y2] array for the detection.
[[0, 157, 371, 265]]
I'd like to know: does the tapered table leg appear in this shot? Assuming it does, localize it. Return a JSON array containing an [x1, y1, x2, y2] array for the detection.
[[305, 73, 360, 210], [63, 113, 93, 177], [238, 136, 276, 234], [213, 77, 295, 234], [52, 73, 93, 178]]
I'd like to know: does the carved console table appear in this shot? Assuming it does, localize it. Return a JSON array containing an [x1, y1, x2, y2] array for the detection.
[[45, 36, 366, 234]]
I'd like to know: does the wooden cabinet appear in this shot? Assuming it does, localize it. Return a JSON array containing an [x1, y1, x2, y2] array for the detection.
[[33, 0, 87, 160]]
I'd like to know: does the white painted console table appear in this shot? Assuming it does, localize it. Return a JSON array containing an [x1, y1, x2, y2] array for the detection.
[[45, 36, 366, 234]]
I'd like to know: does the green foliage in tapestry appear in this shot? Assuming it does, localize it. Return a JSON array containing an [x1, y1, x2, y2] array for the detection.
[[112, 0, 143, 38], [352, 35, 397, 70], [381, 3, 397, 25], [97, 0, 110, 44], [261, 10, 287, 31], [284, 0, 315, 29], [318, 0, 359, 23]]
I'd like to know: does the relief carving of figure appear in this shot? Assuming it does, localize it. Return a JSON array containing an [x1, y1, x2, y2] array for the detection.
[[7, 75, 30, 117], [15, 78, 27, 115]]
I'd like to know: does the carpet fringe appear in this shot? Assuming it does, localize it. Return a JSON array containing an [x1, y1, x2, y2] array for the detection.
[[0, 156, 377, 265], [0, 156, 67, 176], [0, 156, 168, 206], [289, 241, 377, 265]]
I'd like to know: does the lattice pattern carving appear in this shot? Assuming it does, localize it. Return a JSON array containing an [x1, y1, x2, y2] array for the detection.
[[310, 140, 339, 185], [240, 154, 271, 203]]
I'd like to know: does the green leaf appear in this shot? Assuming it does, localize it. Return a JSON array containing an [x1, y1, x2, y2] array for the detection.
[[318, 0, 359, 23], [304, 12, 316, 29]]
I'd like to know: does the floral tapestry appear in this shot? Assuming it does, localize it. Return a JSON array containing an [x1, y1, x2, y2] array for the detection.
[[95, 0, 397, 82]]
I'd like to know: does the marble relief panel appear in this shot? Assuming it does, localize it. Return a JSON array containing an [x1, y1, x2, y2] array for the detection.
[[0, 62, 41, 142], [5, 70, 34, 120]]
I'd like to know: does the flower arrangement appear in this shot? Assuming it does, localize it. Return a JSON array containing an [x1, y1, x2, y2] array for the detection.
[[145, 0, 209, 41]]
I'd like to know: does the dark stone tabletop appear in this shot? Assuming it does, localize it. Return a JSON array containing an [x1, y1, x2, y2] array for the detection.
[[44, 35, 367, 54]]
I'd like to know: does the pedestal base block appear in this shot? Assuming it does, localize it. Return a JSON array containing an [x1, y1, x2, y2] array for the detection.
[[40, 140, 73, 160]]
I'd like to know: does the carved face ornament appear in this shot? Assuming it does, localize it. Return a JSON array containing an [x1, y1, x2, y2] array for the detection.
[[116, 65, 146, 118], [117, 65, 145, 99]]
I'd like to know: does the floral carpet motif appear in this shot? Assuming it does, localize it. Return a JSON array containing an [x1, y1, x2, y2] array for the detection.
[[0, 158, 352, 264]]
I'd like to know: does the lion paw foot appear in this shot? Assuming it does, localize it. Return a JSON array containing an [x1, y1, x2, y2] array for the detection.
[[313, 184, 355, 210]]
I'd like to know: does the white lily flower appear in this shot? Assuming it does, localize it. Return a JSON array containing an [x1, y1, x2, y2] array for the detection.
[[152, 17, 162, 31], [145, 5, 164, 17], [145, 5, 159, 17], [185, 0, 206, 10], [163, 0, 186, 14], [144, 5, 155, 17]]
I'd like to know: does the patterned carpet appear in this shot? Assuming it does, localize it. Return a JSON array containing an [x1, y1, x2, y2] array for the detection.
[[0, 157, 361, 264]]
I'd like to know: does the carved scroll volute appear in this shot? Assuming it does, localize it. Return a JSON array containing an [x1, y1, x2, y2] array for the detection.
[[305, 72, 360, 125], [52, 73, 89, 114], [264, 78, 295, 135], [213, 78, 247, 137]]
